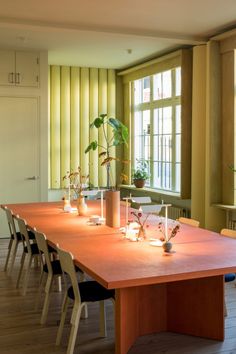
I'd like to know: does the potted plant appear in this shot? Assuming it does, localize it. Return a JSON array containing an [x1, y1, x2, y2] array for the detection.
[[132, 159, 150, 188], [85, 113, 128, 227], [85, 113, 128, 189]]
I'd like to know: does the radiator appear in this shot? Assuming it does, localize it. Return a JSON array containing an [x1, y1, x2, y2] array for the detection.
[[159, 205, 190, 220]]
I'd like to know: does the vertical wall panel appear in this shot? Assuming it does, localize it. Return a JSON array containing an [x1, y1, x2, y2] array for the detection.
[[98, 69, 108, 187], [49, 65, 116, 190], [50, 66, 61, 188], [89, 68, 99, 187], [191, 46, 206, 226], [80, 68, 90, 176], [48, 66, 51, 188], [70, 67, 80, 171], [107, 69, 116, 186], [60, 66, 70, 183]]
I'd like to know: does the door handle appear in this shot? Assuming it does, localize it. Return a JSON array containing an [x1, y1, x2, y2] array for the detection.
[[26, 176, 39, 180]]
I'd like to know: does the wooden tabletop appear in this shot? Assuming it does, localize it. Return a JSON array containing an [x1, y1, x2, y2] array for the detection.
[[3, 201, 236, 290]]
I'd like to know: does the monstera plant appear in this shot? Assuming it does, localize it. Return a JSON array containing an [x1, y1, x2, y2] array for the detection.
[[85, 113, 128, 189]]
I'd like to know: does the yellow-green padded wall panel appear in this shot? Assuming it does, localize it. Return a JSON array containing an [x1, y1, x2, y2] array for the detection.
[[98, 69, 108, 187], [107, 69, 116, 186], [60, 66, 70, 186], [89, 68, 99, 187], [70, 67, 80, 172], [50, 66, 61, 188], [80, 68, 90, 177]]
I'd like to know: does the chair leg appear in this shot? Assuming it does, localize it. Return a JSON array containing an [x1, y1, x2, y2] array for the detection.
[[35, 271, 46, 311], [99, 300, 107, 337], [40, 274, 53, 324], [8, 240, 19, 275], [56, 294, 69, 346], [4, 238, 13, 272], [57, 276, 62, 292], [16, 252, 26, 288], [67, 304, 82, 354], [22, 254, 33, 296]]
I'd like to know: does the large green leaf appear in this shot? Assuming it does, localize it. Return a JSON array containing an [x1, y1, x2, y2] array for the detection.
[[85, 140, 98, 153], [108, 117, 120, 130], [94, 117, 103, 128]]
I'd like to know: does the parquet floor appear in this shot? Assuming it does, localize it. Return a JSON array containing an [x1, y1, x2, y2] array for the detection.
[[1, 238, 236, 354]]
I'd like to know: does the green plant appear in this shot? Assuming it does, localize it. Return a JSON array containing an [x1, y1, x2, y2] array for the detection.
[[85, 113, 128, 189], [132, 159, 150, 180]]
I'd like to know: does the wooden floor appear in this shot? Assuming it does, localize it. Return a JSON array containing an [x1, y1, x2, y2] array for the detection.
[[1, 238, 236, 354]]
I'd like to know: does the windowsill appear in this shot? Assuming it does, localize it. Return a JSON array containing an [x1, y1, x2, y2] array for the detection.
[[119, 184, 181, 198]]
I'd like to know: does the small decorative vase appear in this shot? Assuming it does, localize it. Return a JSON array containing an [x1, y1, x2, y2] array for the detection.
[[77, 193, 88, 216], [162, 241, 172, 253]]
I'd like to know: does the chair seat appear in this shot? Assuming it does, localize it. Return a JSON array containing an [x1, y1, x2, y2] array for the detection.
[[10, 231, 22, 241], [24, 243, 39, 255], [43, 260, 62, 275], [67, 280, 115, 302], [224, 273, 235, 282]]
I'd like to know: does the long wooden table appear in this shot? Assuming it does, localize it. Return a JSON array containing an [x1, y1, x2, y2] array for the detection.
[[4, 201, 236, 354]]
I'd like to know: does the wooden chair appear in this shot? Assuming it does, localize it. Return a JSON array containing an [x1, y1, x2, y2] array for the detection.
[[2, 206, 23, 275], [220, 228, 236, 316], [56, 246, 115, 354], [15, 216, 40, 295], [34, 229, 84, 324], [34, 230, 64, 324], [177, 217, 200, 228]]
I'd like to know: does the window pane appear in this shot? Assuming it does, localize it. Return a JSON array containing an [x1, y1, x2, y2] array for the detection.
[[176, 134, 181, 163], [175, 163, 181, 192], [132, 66, 181, 193], [153, 73, 162, 100], [176, 105, 181, 134], [163, 107, 172, 134], [134, 110, 150, 161], [175, 67, 181, 96], [162, 70, 171, 98], [143, 77, 150, 103], [134, 77, 150, 104]]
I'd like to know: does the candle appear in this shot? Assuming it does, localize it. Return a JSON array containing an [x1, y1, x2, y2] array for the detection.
[[165, 205, 168, 241]]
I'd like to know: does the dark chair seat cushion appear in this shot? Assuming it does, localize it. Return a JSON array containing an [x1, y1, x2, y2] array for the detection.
[[27, 230, 35, 240], [67, 280, 115, 302], [43, 260, 62, 275], [11, 231, 22, 241], [224, 273, 235, 282], [24, 243, 39, 255], [75, 265, 83, 274]]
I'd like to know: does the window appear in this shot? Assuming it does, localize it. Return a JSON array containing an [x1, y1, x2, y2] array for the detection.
[[132, 67, 181, 193]]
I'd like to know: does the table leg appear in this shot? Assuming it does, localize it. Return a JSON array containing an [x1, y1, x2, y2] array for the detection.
[[115, 275, 224, 354]]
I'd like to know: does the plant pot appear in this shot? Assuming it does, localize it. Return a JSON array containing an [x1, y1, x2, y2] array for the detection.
[[105, 190, 120, 228], [133, 179, 146, 188], [162, 241, 172, 253]]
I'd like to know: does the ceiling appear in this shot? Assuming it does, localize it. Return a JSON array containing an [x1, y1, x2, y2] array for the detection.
[[0, 0, 236, 69]]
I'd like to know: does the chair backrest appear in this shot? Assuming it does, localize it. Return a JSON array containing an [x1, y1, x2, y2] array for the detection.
[[2, 206, 18, 240], [34, 230, 52, 273], [178, 217, 200, 228], [15, 216, 31, 252], [220, 228, 236, 239], [131, 196, 152, 204], [57, 246, 81, 304]]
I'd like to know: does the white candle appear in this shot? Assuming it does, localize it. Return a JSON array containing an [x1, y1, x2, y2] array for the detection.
[[165, 205, 168, 241]]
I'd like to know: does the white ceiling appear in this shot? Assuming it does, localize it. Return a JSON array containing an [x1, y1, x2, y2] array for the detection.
[[0, 0, 236, 69]]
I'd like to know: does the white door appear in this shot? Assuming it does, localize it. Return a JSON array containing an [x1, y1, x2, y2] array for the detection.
[[0, 96, 40, 237]]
